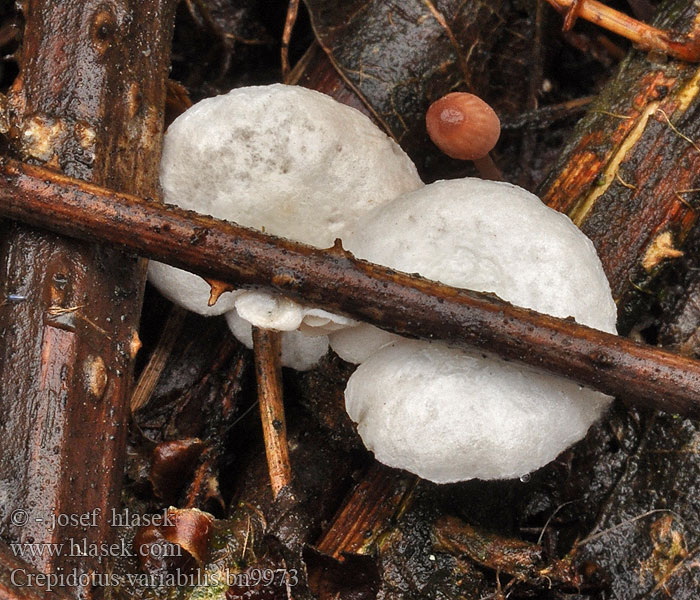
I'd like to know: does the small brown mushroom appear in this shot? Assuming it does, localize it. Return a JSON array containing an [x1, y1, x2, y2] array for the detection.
[[426, 92, 502, 180]]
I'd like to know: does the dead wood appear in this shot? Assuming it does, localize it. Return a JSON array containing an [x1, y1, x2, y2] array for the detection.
[[0, 1, 176, 596], [539, 0, 700, 320], [0, 539, 74, 600]]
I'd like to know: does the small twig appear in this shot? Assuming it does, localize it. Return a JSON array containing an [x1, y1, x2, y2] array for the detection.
[[5, 158, 700, 417], [281, 0, 300, 82], [594, 108, 633, 120], [576, 509, 686, 546], [46, 304, 84, 316], [545, 0, 700, 62], [562, 0, 584, 31], [615, 171, 637, 190], [252, 327, 292, 497], [675, 188, 700, 211], [537, 499, 580, 545], [131, 305, 188, 412]]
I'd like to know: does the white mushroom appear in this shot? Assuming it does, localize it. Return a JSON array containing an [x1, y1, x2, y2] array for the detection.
[[225, 311, 330, 372], [332, 178, 618, 483], [147, 83, 422, 368]]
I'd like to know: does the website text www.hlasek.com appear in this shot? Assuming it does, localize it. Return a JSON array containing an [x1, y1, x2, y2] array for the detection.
[[6, 507, 298, 592]]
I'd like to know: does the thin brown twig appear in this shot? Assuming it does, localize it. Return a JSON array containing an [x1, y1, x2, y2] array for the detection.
[[281, 0, 300, 82], [4, 158, 700, 417], [562, 0, 585, 31], [545, 0, 700, 62], [252, 327, 292, 497]]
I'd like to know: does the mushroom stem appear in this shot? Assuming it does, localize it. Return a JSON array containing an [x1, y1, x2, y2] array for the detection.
[[472, 154, 503, 181], [252, 327, 292, 497], [544, 0, 700, 62], [6, 157, 700, 418]]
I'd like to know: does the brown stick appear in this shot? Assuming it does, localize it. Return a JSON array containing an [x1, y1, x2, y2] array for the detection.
[[0, 1, 176, 594], [545, 0, 700, 61], [2, 159, 700, 417], [252, 327, 292, 497]]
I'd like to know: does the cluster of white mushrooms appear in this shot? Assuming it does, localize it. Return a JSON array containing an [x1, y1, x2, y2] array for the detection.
[[149, 84, 618, 484]]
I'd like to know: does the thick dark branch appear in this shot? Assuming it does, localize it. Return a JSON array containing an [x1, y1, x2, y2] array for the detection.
[[2, 158, 700, 416], [0, 2, 176, 594]]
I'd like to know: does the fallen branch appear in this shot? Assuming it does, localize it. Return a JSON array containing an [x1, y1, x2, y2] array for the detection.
[[0, 1, 176, 591], [2, 158, 700, 416]]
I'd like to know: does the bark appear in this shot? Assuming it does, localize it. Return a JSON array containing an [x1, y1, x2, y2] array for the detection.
[[0, 2, 176, 597], [0, 539, 73, 600], [3, 159, 700, 417], [315, 464, 415, 560], [539, 0, 700, 325]]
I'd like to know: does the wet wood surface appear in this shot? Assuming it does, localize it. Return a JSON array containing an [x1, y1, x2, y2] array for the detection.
[[539, 0, 700, 322], [0, 2, 176, 597], [0, 539, 73, 600]]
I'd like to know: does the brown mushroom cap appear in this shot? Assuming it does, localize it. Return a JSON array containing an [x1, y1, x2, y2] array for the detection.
[[426, 92, 501, 160]]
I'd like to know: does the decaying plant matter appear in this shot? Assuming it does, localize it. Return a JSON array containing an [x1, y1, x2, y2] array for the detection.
[[3, 1, 700, 599], [545, 0, 700, 62]]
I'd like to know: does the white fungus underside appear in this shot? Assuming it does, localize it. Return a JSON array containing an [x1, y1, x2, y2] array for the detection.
[[147, 263, 237, 317], [337, 178, 618, 482], [150, 83, 421, 340], [346, 342, 611, 483], [146, 264, 328, 370], [225, 310, 329, 371]]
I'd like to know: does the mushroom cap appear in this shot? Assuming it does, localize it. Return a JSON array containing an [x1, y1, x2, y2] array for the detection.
[[327, 322, 396, 364], [159, 83, 421, 246], [149, 83, 422, 339], [426, 92, 500, 160], [346, 341, 611, 483], [333, 178, 618, 482], [232, 291, 355, 333], [330, 178, 617, 362]]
